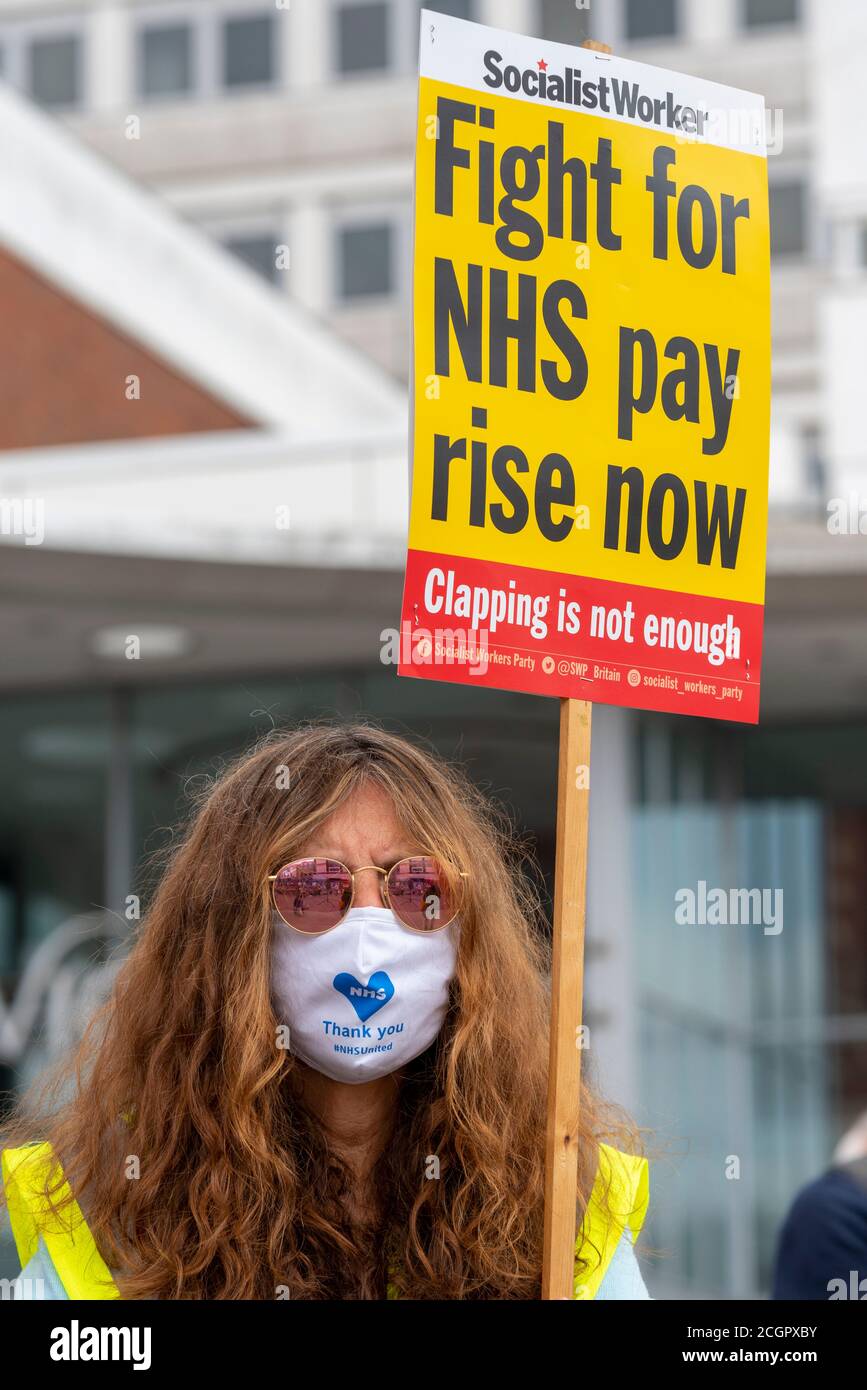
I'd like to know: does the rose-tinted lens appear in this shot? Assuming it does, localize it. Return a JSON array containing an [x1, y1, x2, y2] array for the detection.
[[387, 856, 460, 932], [273, 858, 352, 934]]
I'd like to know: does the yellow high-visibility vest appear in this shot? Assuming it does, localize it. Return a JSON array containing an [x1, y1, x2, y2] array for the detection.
[[3, 1139, 648, 1300]]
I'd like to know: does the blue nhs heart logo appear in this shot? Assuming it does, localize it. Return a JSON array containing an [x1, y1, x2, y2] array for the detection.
[[333, 971, 394, 1022]]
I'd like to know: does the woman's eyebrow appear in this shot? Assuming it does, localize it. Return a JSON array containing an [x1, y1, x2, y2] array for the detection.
[[372, 846, 423, 865], [303, 849, 419, 867]]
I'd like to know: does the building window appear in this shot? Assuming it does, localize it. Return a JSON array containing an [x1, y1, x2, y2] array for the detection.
[[338, 222, 393, 299], [336, 2, 390, 75], [28, 34, 81, 108], [421, 0, 474, 18], [140, 24, 193, 98], [743, 0, 799, 28], [223, 233, 280, 284], [539, 0, 590, 44], [222, 13, 274, 88], [624, 0, 677, 42], [769, 180, 806, 258]]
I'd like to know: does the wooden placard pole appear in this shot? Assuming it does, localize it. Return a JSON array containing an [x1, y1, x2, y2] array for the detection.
[[541, 697, 592, 1299], [539, 34, 610, 1308]]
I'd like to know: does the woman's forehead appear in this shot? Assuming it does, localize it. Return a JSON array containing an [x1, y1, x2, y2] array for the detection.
[[303, 783, 413, 858]]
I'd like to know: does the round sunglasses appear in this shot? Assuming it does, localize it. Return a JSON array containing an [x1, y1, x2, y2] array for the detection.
[[269, 855, 466, 935]]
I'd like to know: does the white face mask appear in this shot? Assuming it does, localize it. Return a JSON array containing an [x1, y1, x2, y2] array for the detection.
[[271, 906, 459, 1084]]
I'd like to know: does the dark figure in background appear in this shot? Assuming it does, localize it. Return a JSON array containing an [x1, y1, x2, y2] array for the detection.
[[772, 1112, 867, 1300]]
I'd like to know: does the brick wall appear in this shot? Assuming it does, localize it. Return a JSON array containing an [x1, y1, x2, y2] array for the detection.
[[0, 246, 256, 448]]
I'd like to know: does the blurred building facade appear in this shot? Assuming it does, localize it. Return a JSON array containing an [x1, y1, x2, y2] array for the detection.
[[0, 0, 866, 1299]]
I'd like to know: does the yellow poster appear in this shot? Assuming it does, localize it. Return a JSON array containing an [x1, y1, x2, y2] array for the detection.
[[399, 11, 770, 722]]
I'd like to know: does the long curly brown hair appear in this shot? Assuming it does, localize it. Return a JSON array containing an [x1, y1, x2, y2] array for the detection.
[[2, 720, 639, 1299]]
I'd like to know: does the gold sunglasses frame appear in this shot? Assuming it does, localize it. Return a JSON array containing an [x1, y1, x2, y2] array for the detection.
[[268, 856, 468, 936]]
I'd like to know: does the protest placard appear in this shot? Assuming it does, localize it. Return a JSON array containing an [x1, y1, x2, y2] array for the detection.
[[398, 11, 770, 724]]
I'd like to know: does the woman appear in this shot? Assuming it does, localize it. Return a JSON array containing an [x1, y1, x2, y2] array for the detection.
[[2, 721, 649, 1299]]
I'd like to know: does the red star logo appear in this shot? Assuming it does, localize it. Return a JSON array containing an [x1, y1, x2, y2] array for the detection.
[[538, 58, 548, 71]]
